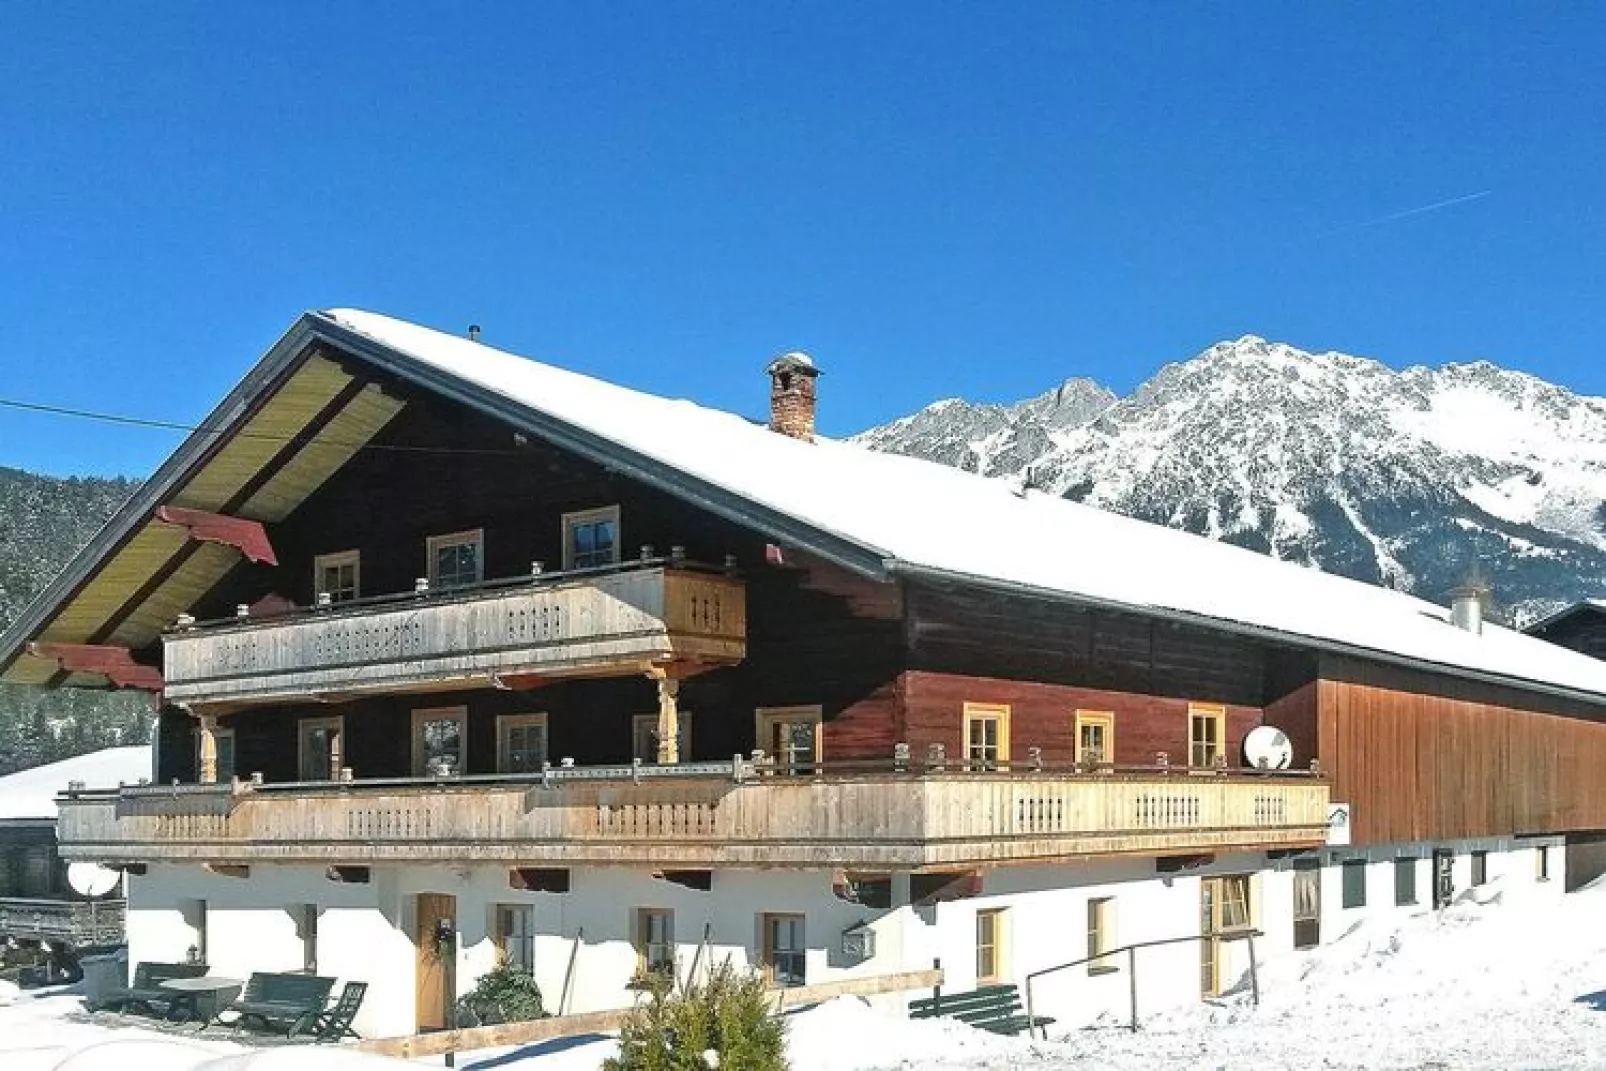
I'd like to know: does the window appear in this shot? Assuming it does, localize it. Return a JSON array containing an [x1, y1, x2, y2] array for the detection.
[[313, 550, 361, 604], [195, 726, 236, 782], [635, 908, 674, 980], [1086, 898, 1117, 974], [1202, 874, 1252, 935], [761, 913, 806, 987], [976, 908, 1007, 983], [633, 712, 693, 765], [1342, 859, 1367, 908], [293, 903, 318, 973], [413, 707, 468, 776], [1471, 850, 1488, 887], [1395, 857, 1418, 906], [756, 707, 822, 772], [1537, 846, 1551, 882], [963, 703, 1011, 770], [563, 506, 620, 571], [497, 714, 548, 774], [1074, 710, 1115, 768], [496, 904, 536, 973], [1292, 862, 1321, 949], [427, 530, 484, 589], [297, 716, 344, 781], [1188, 703, 1226, 768]]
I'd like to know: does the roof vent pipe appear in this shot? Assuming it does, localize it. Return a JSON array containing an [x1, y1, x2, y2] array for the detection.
[[468, 324, 482, 343], [1450, 584, 1489, 635]]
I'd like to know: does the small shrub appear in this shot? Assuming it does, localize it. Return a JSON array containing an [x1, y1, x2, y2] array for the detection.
[[455, 960, 545, 1026], [604, 961, 787, 1071]]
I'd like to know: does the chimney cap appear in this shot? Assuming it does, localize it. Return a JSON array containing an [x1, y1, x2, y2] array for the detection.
[[766, 351, 820, 377]]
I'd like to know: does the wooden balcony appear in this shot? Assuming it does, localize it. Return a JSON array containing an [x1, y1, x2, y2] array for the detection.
[[162, 563, 746, 706], [0, 896, 126, 949], [56, 765, 1330, 869]]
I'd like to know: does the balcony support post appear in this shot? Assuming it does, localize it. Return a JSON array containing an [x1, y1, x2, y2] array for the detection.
[[196, 711, 220, 784], [648, 671, 682, 765]]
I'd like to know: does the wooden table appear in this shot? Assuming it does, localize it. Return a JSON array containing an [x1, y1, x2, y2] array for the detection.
[[159, 975, 242, 1027]]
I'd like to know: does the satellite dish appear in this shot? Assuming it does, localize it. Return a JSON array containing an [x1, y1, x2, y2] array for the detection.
[[67, 862, 121, 899], [1243, 726, 1294, 771]]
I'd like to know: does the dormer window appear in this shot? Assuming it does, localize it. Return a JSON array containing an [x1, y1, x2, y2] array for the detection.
[[562, 507, 620, 571], [314, 550, 361, 604], [427, 530, 484, 589]]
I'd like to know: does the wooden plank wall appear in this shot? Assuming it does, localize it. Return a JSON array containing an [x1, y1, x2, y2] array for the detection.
[[904, 582, 1279, 707], [900, 670, 1261, 766], [1318, 660, 1606, 845]]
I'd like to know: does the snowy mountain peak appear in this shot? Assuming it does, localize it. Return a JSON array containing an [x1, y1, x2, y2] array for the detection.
[[855, 338, 1606, 624]]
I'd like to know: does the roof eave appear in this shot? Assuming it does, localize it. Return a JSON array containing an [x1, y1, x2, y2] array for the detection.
[[890, 561, 1606, 711], [0, 315, 326, 677]]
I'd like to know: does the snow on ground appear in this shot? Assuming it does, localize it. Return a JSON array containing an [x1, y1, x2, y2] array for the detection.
[[7, 878, 1606, 1070]]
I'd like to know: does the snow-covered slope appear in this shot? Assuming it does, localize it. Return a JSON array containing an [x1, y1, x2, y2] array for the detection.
[[854, 336, 1606, 623]]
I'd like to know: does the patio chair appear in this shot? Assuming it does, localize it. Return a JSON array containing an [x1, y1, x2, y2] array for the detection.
[[313, 981, 368, 1041]]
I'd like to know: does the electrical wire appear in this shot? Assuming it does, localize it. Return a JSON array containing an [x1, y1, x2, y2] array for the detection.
[[0, 395, 524, 457]]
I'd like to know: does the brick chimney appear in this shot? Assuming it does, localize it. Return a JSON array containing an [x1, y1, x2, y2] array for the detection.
[[766, 351, 820, 442]]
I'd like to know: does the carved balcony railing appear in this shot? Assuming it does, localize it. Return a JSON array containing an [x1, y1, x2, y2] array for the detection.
[[162, 562, 746, 705], [56, 762, 1330, 869]]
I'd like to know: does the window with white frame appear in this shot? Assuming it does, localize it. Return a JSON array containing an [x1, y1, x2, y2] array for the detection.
[[413, 707, 468, 775], [496, 904, 536, 973], [635, 907, 675, 980], [313, 550, 361, 604], [562, 506, 620, 571], [755, 707, 822, 772], [427, 530, 484, 589], [497, 714, 549, 774], [633, 711, 693, 764]]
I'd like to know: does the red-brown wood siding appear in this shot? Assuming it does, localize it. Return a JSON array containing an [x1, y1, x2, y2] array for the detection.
[[1318, 671, 1606, 846], [1265, 682, 1319, 768], [898, 670, 1262, 766]]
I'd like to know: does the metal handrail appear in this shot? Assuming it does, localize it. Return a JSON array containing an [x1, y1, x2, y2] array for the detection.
[[1023, 928, 1263, 1039]]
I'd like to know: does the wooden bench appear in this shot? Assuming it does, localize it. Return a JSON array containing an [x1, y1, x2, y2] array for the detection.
[[908, 983, 1054, 1036], [213, 972, 337, 1037], [99, 961, 210, 1015]]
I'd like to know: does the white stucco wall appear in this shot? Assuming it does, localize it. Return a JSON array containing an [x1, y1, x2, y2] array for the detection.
[[122, 835, 1568, 1040]]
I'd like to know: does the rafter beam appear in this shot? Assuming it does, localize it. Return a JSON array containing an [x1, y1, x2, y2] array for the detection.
[[154, 506, 278, 565], [25, 642, 164, 692]]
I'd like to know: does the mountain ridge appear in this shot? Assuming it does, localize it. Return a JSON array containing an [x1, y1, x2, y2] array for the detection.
[[852, 336, 1606, 626]]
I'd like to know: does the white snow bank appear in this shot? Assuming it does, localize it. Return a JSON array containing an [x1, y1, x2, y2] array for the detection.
[[786, 996, 1023, 1071], [0, 747, 152, 820]]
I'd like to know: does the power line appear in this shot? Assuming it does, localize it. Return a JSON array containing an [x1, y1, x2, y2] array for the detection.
[[0, 395, 524, 457]]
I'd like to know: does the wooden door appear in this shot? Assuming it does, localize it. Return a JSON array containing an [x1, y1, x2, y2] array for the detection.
[[415, 893, 457, 1032]]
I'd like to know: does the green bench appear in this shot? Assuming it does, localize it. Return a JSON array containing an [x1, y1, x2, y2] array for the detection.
[[908, 982, 1055, 1036], [100, 961, 210, 1015], [212, 972, 338, 1037]]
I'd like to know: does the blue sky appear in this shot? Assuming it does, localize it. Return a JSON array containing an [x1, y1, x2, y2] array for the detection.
[[2, 3, 1602, 476]]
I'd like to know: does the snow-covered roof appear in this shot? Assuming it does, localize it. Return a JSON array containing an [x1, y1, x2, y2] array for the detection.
[[0, 747, 151, 821], [323, 309, 1606, 703]]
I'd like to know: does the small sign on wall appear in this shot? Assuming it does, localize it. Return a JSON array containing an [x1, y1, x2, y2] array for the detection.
[[1326, 803, 1353, 847]]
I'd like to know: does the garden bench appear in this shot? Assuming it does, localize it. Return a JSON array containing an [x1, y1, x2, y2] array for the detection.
[[99, 961, 209, 1015], [908, 982, 1055, 1036], [212, 971, 337, 1036]]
